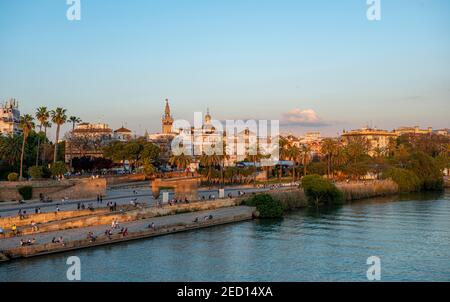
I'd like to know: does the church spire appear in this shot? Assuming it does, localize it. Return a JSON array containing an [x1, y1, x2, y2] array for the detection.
[[162, 98, 174, 134]]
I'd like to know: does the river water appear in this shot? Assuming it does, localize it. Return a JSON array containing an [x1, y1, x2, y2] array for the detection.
[[1, 191, 449, 281]]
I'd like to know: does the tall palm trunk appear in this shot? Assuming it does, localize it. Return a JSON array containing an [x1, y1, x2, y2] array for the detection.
[[20, 134, 26, 181], [292, 163, 296, 182], [42, 126, 48, 165], [303, 156, 307, 177], [54, 125, 60, 163], [35, 124, 42, 166]]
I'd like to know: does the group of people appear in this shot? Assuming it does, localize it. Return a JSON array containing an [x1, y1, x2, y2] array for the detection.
[[18, 209, 28, 220], [51, 236, 65, 246], [200, 194, 216, 201], [107, 201, 118, 212], [30, 221, 39, 232], [20, 238, 36, 246], [167, 197, 190, 206], [96, 194, 104, 204], [147, 222, 156, 230], [193, 214, 214, 223], [111, 218, 120, 229]]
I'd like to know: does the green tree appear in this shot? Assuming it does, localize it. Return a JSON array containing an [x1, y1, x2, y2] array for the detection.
[[300, 144, 312, 177], [19, 114, 35, 180], [68, 116, 82, 170], [35, 107, 50, 166], [50, 161, 68, 178], [383, 168, 421, 193], [301, 174, 343, 207], [0, 135, 22, 166], [243, 193, 284, 218], [169, 153, 192, 175], [408, 151, 443, 191], [50, 108, 67, 163]]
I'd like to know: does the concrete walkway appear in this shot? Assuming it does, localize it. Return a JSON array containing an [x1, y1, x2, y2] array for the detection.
[[0, 186, 277, 217], [0, 206, 254, 251]]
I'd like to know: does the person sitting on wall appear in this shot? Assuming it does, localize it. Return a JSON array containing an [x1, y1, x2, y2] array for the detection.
[[31, 221, 39, 232], [11, 224, 18, 235]]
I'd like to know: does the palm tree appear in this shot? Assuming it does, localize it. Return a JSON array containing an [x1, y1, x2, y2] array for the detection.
[[68, 116, 82, 131], [287, 145, 300, 181], [218, 140, 230, 187], [199, 153, 221, 185], [41, 120, 52, 164], [68, 116, 82, 170], [321, 138, 338, 178], [50, 108, 67, 163], [43, 120, 52, 137], [35, 107, 49, 166], [19, 114, 35, 180], [169, 153, 192, 176], [0, 135, 22, 166], [278, 137, 289, 180], [300, 144, 312, 177]]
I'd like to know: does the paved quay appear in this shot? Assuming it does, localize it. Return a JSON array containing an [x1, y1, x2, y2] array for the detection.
[[0, 186, 275, 217], [0, 206, 254, 252]]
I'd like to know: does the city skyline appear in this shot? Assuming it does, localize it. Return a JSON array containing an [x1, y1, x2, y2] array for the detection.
[[1, 0, 449, 138]]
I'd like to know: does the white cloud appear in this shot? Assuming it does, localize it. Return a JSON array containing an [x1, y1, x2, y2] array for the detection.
[[281, 108, 329, 127]]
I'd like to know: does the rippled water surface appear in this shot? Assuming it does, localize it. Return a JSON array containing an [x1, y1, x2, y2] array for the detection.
[[1, 191, 449, 281]]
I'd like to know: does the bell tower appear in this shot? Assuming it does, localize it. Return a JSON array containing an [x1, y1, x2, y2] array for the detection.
[[162, 98, 173, 134]]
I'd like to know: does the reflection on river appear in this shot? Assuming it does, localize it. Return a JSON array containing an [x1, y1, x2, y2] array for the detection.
[[1, 191, 449, 281]]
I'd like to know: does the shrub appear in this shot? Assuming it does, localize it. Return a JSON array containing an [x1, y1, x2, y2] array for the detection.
[[7, 172, 18, 182], [408, 152, 444, 191], [18, 186, 33, 200], [28, 166, 44, 179], [50, 161, 68, 177], [42, 166, 52, 178], [383, 168, 421, 193], [243, 193, 284, 218], [301, 174, 343, 206]]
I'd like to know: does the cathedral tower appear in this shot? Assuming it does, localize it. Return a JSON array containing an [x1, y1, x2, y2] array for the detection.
[[162, 98, 173, 134]]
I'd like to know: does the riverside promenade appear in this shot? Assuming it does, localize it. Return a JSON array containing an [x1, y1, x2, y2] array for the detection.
[[0, 205, 255, 261]]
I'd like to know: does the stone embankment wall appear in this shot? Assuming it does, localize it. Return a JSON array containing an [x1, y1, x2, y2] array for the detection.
[[444, 176, 450, 188], [3, 208, 255, 260], [3, 198, 240, 237], [104, 174, 146, 186], [0, 178, 106, 202], [0, 208, 110, 229]]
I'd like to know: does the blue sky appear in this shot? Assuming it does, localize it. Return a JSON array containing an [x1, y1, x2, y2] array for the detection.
[[0, 0, 449, 138]]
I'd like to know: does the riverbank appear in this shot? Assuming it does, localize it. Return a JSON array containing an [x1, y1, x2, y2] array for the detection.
[[0, 206, 255, 262]]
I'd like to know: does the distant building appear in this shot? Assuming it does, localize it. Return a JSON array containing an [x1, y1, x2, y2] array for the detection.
[[0, 98, 21, 136], [114, 126, 133, 141], [341, 127, 397, 156], [434, 129, 450, 137], [65, 123, 113, 161], [148, 99, 177, 162], [284, 132, 323, 157], [149, 101, 266, 166], [394, 126, 433, 136], [162, 98, 174, 135]]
